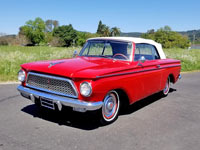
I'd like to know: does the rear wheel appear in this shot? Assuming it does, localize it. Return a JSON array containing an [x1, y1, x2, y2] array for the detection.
[[162, 77, 170, 96], [100, 90, 120, 125]]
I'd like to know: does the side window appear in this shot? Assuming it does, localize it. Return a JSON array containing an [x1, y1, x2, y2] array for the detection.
[[151, 46, 160, 59], [134, 44, 160, 61], [134, 46, 140, 61]]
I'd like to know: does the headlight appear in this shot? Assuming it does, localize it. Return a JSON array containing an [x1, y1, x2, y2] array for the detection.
[[80, 82, 92, 97], [18, 70, 26, 82]]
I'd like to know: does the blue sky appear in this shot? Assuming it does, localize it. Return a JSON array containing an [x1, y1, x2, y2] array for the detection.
[[0, 0, 199, 34]]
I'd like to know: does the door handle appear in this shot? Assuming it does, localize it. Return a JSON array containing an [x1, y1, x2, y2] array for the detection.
[[157, 65, 161, 68]]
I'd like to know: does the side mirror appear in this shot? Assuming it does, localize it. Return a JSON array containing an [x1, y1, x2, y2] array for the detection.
[[139, 56, 146, 63], [138, 56, 146, 67], [73, 50, 78, 57]]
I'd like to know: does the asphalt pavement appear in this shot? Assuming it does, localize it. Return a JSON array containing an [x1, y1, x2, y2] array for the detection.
[[0, 72, 200, 150]]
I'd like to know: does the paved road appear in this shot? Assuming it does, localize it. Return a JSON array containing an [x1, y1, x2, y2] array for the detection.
[[0, 72, 200, 150]]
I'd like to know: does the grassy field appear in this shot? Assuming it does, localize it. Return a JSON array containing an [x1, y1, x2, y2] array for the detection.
[[164, 48, 200, 72], [0, 46, 200, 82], [0, 46, 81, 81]]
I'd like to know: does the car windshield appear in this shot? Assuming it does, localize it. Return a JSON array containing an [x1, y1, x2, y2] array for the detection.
[[79, 40, 133, 60]]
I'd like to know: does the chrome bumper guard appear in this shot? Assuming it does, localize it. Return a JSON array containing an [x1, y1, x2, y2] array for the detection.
[[178, 74, 182, 79], [17, 85, 103, 112]]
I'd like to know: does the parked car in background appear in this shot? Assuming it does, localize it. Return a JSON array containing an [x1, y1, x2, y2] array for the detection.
[[17, 37, 181, 124]]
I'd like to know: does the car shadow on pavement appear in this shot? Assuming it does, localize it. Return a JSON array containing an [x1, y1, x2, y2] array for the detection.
[[21, 88, 177, 130], [21, 104, 101, 130]]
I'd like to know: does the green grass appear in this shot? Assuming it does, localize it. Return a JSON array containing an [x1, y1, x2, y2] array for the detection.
[[0, 46, 200, 82], [164, 48, 200, 72], [0, 46, 81, 81]]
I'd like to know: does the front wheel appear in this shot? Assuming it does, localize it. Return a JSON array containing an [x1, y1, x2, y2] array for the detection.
[[100, 90, 120, 125]]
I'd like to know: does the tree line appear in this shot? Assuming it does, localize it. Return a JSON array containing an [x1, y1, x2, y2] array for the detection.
[[18, 17, 93, 47], [0, 17, 190, 48], [17, 18, 121, 47]]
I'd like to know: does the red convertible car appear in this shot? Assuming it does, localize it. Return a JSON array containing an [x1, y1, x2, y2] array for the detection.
[[17, 37, 181, 124]]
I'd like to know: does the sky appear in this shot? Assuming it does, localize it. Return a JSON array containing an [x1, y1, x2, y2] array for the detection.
[[0, 0, 200, 35]]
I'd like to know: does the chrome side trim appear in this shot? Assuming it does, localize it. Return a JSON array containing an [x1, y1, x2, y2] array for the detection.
[[96, 64, 181, 79], [161, 64, 181, 69], [26, 72, 78, 98], [17, 85, 103, 111]]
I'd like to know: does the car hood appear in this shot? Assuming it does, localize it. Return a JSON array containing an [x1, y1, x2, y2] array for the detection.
[[21, 57, 135, 79]]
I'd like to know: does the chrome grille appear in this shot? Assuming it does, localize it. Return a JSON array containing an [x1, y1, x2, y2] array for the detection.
[[26, 72, 77, 98]]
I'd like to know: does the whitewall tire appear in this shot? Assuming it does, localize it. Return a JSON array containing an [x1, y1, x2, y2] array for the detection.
[[100, 90, 120, 125]]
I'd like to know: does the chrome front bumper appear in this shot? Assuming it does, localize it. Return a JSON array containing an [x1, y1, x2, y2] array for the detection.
[[17, 85, 103, 112]]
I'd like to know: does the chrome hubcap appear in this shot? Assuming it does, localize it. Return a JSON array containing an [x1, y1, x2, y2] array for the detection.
[[102, 91, 119, 121], [106, 101, 114, 110]]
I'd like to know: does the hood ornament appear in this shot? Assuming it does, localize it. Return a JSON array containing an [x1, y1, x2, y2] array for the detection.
[[48, 61, 64, 68]]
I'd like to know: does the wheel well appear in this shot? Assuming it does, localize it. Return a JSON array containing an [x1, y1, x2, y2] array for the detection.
[[169, 74, 175, 84], [114, 89, 130, 109]]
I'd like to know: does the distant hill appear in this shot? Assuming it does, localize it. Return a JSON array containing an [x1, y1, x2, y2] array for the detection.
[[0, 34, 16, 38], [120, 32, 143, 37], [120, 29, 200, 44], [178, 29, 200, 44], [0, 33, 16, 38]]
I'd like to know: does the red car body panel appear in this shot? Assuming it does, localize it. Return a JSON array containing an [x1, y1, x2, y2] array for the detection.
[[21, 54, 181, 105]]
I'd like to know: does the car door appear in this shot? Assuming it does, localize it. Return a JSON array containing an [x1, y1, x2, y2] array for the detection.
[[134, 43, 162, 98]]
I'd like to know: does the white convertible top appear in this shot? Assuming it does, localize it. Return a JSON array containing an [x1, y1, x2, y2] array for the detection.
[[88, 37, 166, 59]]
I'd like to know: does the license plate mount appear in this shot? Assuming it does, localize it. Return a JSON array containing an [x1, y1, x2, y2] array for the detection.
[[40, 97, 55, 110]]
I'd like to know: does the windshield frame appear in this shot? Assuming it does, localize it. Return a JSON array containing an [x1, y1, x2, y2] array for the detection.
[[79, 40, 133, 61]]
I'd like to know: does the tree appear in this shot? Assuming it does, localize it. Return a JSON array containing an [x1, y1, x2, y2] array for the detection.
[[96, 21, 110, 36], [45, 20, 53, 32], [76, 31, 98, 46], [141, 26, 190, 48], [111, 27, 120, 36], [162, 25, 172, 32], [53, 24, 77, 47], [20, 17, 46, 45], [97, 20, 103, 35], [18, 27, 30, 45], [53, 20, 59, 29], [102, 26, 110, 36], [45, 20, 59, 32], [147, 29, 155, 34], [96, 20, 121, 37]]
